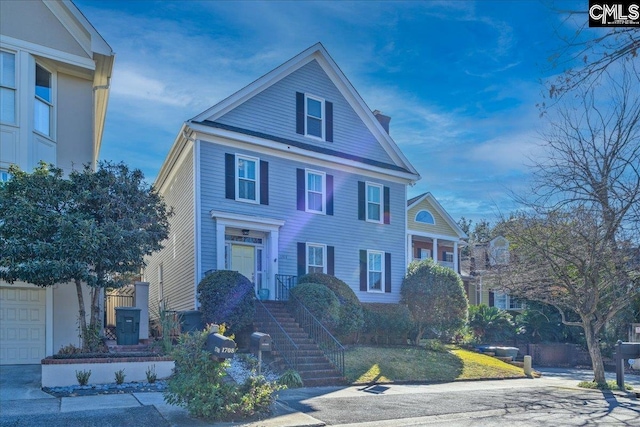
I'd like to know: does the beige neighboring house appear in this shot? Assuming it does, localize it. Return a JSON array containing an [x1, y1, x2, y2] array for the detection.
[[467, 236, 524, 310], [406, 192, 468, 274], [0, 0, 114, 364]]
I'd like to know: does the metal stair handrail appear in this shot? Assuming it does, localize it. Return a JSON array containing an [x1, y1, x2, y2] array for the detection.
[[275, 274, 297, 300], [254, 298, 300, 371], [288, 295, 345, 378]]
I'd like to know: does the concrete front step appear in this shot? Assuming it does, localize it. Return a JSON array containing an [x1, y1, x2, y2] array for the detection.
[[302, 376, 346, 387]]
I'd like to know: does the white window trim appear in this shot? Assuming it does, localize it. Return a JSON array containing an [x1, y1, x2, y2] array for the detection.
[[367, 249, 385, 293], [0, 49, 17, 126], [443, 251, 454, 263], [306, 243, 327, 274], [33, 60, 56, 141], [415, 209, 435, 225], [235, 154, 260, 204], [365, 181, 383, 224], [304, 93, 325, 141], [305, 169, 326, 214]]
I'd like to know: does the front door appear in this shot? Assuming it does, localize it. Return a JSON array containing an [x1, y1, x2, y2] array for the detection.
[[231, 244, 255, 283]]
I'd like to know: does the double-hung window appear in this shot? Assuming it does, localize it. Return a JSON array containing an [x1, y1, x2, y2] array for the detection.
[[305, 95, 324, 139], [306, 170, 325, 214], [367, 250, 384, 292], [366, 182, 382, 223], [307, 243, 326, 274], [34, 63, 52, 136], [0, 51, 16, 124], [236, 155, 258, 202]]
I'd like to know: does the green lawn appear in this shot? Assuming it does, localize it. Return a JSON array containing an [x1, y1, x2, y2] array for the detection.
[[344, 345, 526, 384]]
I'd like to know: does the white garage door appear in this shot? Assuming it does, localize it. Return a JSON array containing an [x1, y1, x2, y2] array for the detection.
[[0, 287, 46, 365]]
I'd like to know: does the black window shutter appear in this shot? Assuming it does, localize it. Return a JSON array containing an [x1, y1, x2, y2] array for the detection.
[[489, 291, 495, 307], [297, 243, 306, 277], [385, 252, 392, 293], [225, 153, 235, 200], [359, 250, 367, 291], [296, 92, 305, 135], [296, 168, 305, 211], [358, 181, 365, 220], [325, 101, 333, 142], [383, 186, 390, 224], [326, 174, 334, 216], [260, 160, 269, 205], [327, 246, 335, 276]]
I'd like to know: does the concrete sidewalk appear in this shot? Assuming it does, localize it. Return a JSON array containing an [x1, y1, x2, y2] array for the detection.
[[2, 365, 639, 427]]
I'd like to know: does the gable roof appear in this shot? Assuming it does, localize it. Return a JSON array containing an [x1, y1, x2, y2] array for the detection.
[[407, 192, 468, 239], [190, 42, 419, 179]]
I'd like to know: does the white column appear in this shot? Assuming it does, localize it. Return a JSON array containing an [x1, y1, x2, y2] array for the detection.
[[433, 238, 438, 263], [453, 241, 459, 273], [46, 286, 54, 356], [406, 234, 413, 267], [269, 230, 279, 301], [216, 222, 226, 270], [135, 282, 150, 340]]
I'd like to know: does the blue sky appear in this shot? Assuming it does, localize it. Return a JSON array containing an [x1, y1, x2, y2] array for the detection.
[[75, 0, 590, 224]]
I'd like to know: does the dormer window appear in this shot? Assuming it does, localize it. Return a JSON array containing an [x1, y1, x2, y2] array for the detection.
[[296, 92, 333, 142]]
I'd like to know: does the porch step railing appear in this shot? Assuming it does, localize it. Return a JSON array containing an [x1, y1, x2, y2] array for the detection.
[[288, 295, 345, 378], [254, 298, 300, 371], [275, 274, 297, 301]]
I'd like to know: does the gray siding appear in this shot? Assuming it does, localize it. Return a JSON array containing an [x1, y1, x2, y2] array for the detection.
[[215, 60, 395, 167], [199, 141, 407, 303], [146, 146, 196, 313]]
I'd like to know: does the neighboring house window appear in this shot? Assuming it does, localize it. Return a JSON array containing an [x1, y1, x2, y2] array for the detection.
[[358, 181, 390, 224], [158, 264, 164, 302], [297, 242, 334, 276], [0, 51, 16, 124], [306, 170, 325, 213], [366, 182, 383, 223], [415, 210, 435, 224], [417, 248, 431, 261], [443, 252, 454, 263], [236, 155, 258, 202], [34, 63, 52, 137], [493, 291, 524, 310], [359, 250, 392, 293], [225, 153, 269, 205], [295, 92, 333, 142], [306, 243, 326, 274]]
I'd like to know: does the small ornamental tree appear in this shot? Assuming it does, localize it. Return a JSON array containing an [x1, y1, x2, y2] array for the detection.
[[0, 162, 170, 350], [401, 259, 469, 344], [197, 270, 255, 335], [289, 282, 340, 328]]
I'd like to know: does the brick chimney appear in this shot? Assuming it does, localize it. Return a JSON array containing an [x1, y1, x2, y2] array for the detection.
[[373, 110, 391, 134]]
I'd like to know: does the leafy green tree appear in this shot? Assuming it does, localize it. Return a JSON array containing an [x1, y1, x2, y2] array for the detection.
[[401, 259, 468, 344], [0, 162, 170, 349], [468, 305, 515, 344]]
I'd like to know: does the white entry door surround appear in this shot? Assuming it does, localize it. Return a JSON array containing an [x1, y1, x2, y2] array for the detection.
[[211, 210, 285, 300]]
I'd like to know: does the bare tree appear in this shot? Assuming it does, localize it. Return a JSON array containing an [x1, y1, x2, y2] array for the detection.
[[544, 5, 639, 102], [495, 64, 640, 385]]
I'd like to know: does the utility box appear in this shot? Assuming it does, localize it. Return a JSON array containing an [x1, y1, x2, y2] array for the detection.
[[251, 332, 272, 352], [205, 333, 236, 359], [115, 307, 141, 345], [179, 310, 203, 333]]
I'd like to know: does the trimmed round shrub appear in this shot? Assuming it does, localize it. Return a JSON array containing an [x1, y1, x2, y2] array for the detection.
[[362, 303, 413, 345], [289, 282, 340, 328], [401, 259, 468, 344], [297, 273, 364, 338], [197, 270, 255, 335]]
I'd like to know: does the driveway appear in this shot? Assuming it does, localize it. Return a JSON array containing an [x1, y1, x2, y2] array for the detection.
[[0, 364, 54, 401]]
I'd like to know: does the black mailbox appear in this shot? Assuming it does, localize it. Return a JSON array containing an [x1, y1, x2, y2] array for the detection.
[[205, 333, 236, 358], [618, 342, 640, 358], [251, 332, 272, 352]]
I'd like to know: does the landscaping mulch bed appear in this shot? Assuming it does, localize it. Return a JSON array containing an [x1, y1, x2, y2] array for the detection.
[[43, 380, 168, 397]]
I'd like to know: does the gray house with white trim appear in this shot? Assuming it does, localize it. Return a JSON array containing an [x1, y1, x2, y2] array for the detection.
[[145, 43, 420, 311]]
